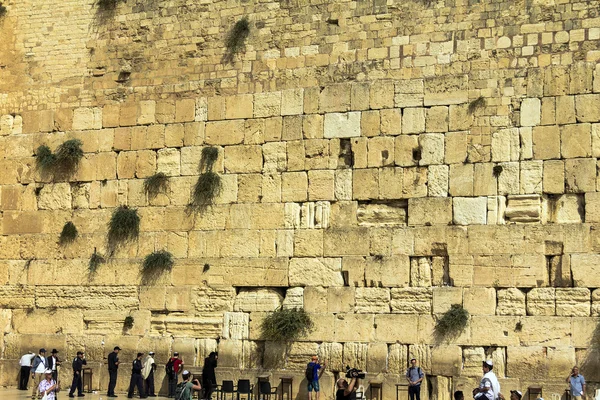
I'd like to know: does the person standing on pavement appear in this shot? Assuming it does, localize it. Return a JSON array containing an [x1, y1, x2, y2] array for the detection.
[[166, 352, 184, 398], [406, 358, 425, 400], [68, 351, 86, 398], [567, 366, 586, 400], [127, 352, 146, 399], [32, 349, 48, 399], [142, 351, 157, 397], [201, 352, 218, 400], [306, 355, 326, 400], [19, 351, 36, 390], [107, 346, 121, 398], [47, 349, 61, 382], [38, 369, 60, 400]]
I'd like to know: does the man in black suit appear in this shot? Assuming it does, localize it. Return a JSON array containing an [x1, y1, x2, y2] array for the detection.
[[107, 346, 121, 398]]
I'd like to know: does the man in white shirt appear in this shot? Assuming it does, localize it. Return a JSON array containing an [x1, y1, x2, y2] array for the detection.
[[19, 352, 36, 390], [31, 348, 48, 399], [475, 360, 500, 400]]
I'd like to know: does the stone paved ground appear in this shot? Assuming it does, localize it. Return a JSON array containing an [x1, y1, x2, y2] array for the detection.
[[0, 388, 176, 400]]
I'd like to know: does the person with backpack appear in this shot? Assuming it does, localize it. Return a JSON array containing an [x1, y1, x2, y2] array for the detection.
[[127, 352, 146, 399], [175, 371, 201, 400], [406, 358, 425, 400], [306, 355, 326, 400], [31, 348, 48, 399], [166, 352, 184, 398]]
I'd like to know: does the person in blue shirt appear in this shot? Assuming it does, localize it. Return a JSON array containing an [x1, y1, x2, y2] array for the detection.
[[566, 366, 586, 400], [306, 355, 327, 400], [406, 358, 425, 400]]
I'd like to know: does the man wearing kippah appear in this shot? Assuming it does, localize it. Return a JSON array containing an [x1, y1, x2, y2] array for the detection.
[[473, 360, 500, 400], [127, 352, 146, 399]]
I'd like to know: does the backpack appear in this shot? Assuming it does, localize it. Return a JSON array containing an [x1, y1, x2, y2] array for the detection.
[[175, 381, 190, 400], [165, 359, 174, 378], [305, 363, 315, 382]]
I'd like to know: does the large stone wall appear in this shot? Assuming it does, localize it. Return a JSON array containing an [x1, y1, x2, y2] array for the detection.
[[1, 0, 600, 398]]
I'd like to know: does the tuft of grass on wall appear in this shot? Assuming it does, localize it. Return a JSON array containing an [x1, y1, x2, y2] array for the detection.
[[142, 250, 174, 274], [261, 307, 314, 342], [36, 145, 57, 174], [59, 222, 78, 246], [123, 315, 134, 330], [143, 172, 169, 199], [35, 139, 83, 180], [224, 17, 250, 59], [468, 96, 486, 114], [89, 249, 106, 274], [0, 3, 7, 18], [200, 147, 219, 173], [434, 304, 469, 339], [189, 171, 222, 213], [96, 0, 122, 10], [107, 206, 140, 253]]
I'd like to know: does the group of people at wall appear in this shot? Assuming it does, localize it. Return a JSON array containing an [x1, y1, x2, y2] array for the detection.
[[19, 347, 219, 400]]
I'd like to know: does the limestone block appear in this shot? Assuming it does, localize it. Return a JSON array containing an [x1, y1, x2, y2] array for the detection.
[[156, 148, 180, 177], [543, 160, 564, 194], [326, 287, 355, 313], [323, 228, 369, 256], [402, 108, 426, 134], [280, 89, 303, 116], [463, 288, 496, 316], [355, 288, 390, 313], [38, 183, 72, 210], [585, 192, 600, 223], [387, 343, 409, 374], [304, 139, 330, 169], [532, 125, 560, 159], [419, 133, 444, 165], [366, 342, 389, 373], [428, 165, 449, 197], [504, 194, 540, 223], [324, 112, 361, 138], [223, 145, 262, 173], [234, 288, 283, 313], [570, 254, 600, 287], [368, 81, 394, 110], [289, 258, 344, 287], [520, 98, 541, 127], [561, 123, 591, 158], [474, 163, 497, 196], [221, 312, 249, 340], [520, 160, 543, 194], [364, 256, 410, 287], [395, 79, 424, 107], [407, 197, 452, 226], [395, 135, 419, 166], [390, 288, 432, 314], [218, 339, 244, 368], [318, 342, 344, 372], [262, 142, 287, 173], [431, 345, 462, 376], [320, 84, 351, 113], [36, 286, 139, 309], [175, 100, 196, 122], [367, 136, 394, 167], [433, 287, 463, 314], [540, 97, 556, 125], [2, 211, 43, 234], [544, 194, 584, 224], [152, 313, 222, 338], [526, 288, 556, 316], [164, 124, 184, 147], [410, 256, 432, 287], [137, 100, 156, 125], [555, 96, 576, 125], [449, 163, 473, 196], [352, 168, 378, 200], [342, 342, 368, 370], [424, 75, 468, 106], [335, 314, 374, 342], [287, 342, 320, 370], [575, 94, 600, 122], [453, 197, 487, 225], [496, 288, 526, 316], [565, 158, 596, 193], [555, 288, 590, 316], [426, 106, 449, 133], [408, 344, 432, 371], [462, 347, 486, 376], [380, 109, 402, 135], [357, 201, 407, 226], [205, 120, 244, 145], [72, 107, 102, 130], [445, 131, 467, 164], [281, 172, 308, 202], [282, 287, 304, 309], [254, 92, 281, 117], [0, 286, 35, 308], [491, 128, 519, 162], [487, 195, 506, 225]]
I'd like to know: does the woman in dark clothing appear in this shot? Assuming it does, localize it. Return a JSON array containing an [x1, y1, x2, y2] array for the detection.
[[336, 377, 358, 400], [201, 352, 218, 400]]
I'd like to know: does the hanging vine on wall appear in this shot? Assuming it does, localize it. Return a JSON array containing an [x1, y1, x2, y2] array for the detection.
[[107, 205, 140, 254], [123, 315, 134, 330], [223, 17, 250, 62], [59, 222, 78, 245], [188, 147, 222, 214], [261, 307, 314, 342], [35, 139, 84, 181], [88, 248, 106, 275], [141, 250, 174, 284], [434, 304, 469, 340]]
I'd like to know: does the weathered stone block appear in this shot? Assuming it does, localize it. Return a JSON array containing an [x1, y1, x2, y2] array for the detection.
[[527, 288, 556, 316], [445, 131, 467, 164], [555, 288, 590, 316], [72, 107, 102, 130], [561, 123, 591, 158], [419, 133, 444, 165], [289, 258, 344, 287], [407, 197, 452, 226], [355, 288, 390, 313], [565, 158, 596, 193], [463, 288, 496, 316], [432, 287, 463, 314], [324, 112, 361, 138], [428, 165, 449, 197], [532, 125, 560, 159], [575, 94, 600, 122], [520, 98, 541, 127], [449, 163, 473, 196], [234, 289, 283, 312], [395, 135, 419, 166], [505, 194, 541, 223], [496, 288, 526, 316], [390, 288, 432, 314], [402, 108, 426, 134], [453, 197, 487, 225], [367, 136, 394, 167]]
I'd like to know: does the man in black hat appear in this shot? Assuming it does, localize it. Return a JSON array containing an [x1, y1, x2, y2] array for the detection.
[[47, 349, 61, 382], [107, 346, 121, 398], [68, 351, 86, 398], [127, 352, 146, 399]]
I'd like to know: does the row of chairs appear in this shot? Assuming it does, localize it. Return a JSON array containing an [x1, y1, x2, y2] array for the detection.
[[212, 379, 277, 400]]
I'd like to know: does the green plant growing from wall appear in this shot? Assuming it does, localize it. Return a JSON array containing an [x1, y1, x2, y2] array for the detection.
[[89, 248, 106, 274], [468, 96, 486, 114], [107, 206, 140, 253], [59, 221, 78, 245], [0, 3, 7, 18], [141, 250, 174, 284], [35, 139, 84, 180], [261, 307, 314, 342], [143, 172, 169, 199], [224, 17, 250, 61], [123, 315, 134, 330], [188, 147, 222, 213], [96, 0, 124, 10], [434, 304, 469, 340]]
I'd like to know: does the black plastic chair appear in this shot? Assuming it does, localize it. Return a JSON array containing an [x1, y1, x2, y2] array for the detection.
[[236, 379, 253, 400], [258, 381, 278, 400], [219, 380, 235, 400]]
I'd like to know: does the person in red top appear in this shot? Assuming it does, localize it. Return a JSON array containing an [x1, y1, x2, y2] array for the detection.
[[167, 352, 184, 398]]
